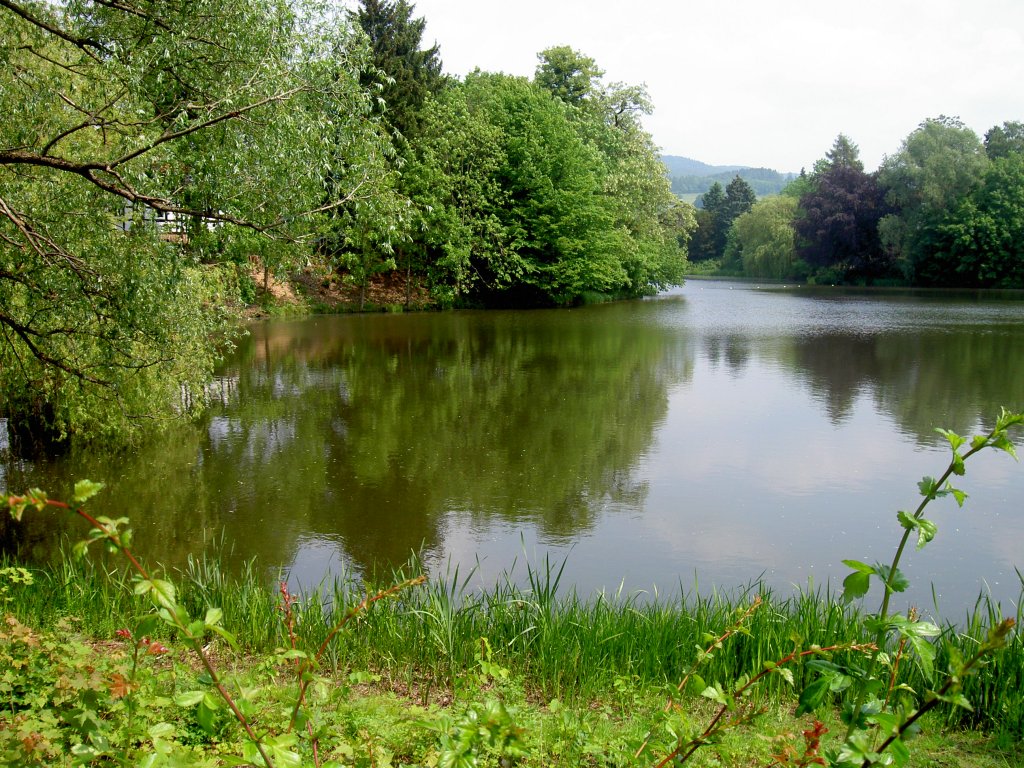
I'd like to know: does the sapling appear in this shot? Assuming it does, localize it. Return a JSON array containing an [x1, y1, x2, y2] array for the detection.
[[821, 408, 1022, 766], [646, 408, 1022, 768]]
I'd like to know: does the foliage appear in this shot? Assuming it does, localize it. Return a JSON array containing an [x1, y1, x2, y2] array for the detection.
[[924, 153, 1024, 288], [795, 164, 893, 283], [4, 482, 425, 767], [633, 408, 1024, 767], [4, 404, 1024, 766], [533, 45, 604, 108], [350, 0, 445, 146], [983, 120, 1024, 160], [406, 57, 687, 306], [723, 195, 802, 278], [877, 116, 990, 281], [814, 134, 865, 174], [0, 0, 393, 443], [690, 176, 757, 262]]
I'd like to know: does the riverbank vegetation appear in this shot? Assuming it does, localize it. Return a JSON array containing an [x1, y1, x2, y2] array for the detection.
[[3, 549, 1023, 766], [4, 410, 1023, 766]]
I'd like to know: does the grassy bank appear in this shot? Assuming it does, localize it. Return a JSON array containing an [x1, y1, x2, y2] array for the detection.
[[3, 549, 1023, 766]]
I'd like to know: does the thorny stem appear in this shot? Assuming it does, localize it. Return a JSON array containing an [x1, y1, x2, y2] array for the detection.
[[286, 576, 426, 732], [635, 596, 764, 760], [845, 428, 1006, 741], [655, 642, 876, 767], [864, 618, 1016, 768], [881, 607, 915, 713], [9, 494, 278, 768]]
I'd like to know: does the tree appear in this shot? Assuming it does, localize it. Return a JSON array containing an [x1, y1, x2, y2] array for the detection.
[[350, 0, 445, 145], [814, 133, 864, 173], [795, 165, 892, 281], [0, 0, 391, 444], [723, 175, 757, 223], [688, 182, 726, 262], [927, 153, 1024, 287], [877, 116, 989, 281], [407, 60, 687, 306], [984, 121, 1024, 160], [723, 196, 800, 279], [692, 176, 756, 263], [534, 46, 604, 107]]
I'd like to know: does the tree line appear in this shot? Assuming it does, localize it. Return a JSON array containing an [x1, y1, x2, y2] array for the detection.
[[691, 121, 1024, 287], [0, 0, 689, 445]]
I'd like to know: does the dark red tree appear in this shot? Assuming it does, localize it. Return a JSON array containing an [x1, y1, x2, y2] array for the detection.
[[796, 166, 893, 281]]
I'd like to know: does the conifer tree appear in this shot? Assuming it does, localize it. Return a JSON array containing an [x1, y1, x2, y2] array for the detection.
[[351, 0, 444, 145]]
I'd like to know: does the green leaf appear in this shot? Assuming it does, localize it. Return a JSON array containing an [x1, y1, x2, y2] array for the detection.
[[700, 685, 729, 706], [993, 435, 1018, 459], [148, 722, 175, 739], [841, 559, 876, 574], [148, 579, 177, 611], [207, 624, 239, 650], [196, 701, 217, 734], [888, 736, 911, 767], [72, 480, 105, 504], [686, 673, 706, 695], [898, 511, 938, 549], [907, 635, 937, 681], [918, 476, 938, 498], [875, 564, 910, 593], [204, 607, 223, 626], [795, 677, 830, 716], [935, 691, 973, 710], [842, 570, 871, 602], [174, 691, 205, 707], [936, 428, 966, 451], [916, 517, 938, 548]]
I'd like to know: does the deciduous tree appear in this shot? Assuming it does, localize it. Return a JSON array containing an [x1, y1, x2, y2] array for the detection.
[[0, 0, 390, 443], [984, 120, 1024, 160], [796, 163, 892, 282], [877, 116, 988, 280], [723, 196, 800, 279], [926, 153, 1024, 287]]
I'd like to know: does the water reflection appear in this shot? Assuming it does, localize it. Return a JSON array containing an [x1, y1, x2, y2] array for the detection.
[[2, 282, 1023, 611]]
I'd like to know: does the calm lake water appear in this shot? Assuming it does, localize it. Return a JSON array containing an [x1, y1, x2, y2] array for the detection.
[[4, 280, 1024, 615]]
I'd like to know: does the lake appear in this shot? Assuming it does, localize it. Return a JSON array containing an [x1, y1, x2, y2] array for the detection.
[[3, 279, 1024, 616]]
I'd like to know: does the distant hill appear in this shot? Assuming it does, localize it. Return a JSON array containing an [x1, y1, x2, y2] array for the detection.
[[660, 155, 797, 201], [660, 155, 747, 178]]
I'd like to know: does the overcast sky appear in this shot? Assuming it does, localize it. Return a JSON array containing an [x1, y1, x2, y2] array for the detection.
[[407, 0, 1024, 173]]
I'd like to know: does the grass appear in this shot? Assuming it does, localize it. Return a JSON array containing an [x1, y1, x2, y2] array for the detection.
[[5, 548, 1024, 742]]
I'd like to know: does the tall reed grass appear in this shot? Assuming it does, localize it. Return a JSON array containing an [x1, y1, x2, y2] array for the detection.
[[4, 549, 1022, 737]]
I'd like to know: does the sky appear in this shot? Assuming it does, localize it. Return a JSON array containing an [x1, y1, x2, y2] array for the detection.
[[406, 0, 1024, 173]]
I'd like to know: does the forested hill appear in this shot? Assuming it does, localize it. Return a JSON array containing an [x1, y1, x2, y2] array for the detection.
[[661, 154, 797, 198], [660, 155, 746, 177]]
